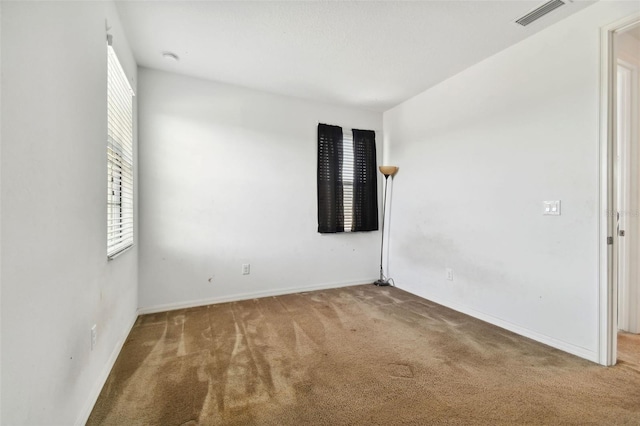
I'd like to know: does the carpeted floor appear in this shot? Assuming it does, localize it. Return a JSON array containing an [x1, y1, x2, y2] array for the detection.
[[88, 285, 640, 425], [618, 331, 640, 373]]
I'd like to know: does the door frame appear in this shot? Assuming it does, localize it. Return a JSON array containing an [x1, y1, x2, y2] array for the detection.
[[599, 12, 640, 366]]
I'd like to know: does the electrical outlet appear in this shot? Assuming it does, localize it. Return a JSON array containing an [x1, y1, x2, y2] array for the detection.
[[242, 263, 250, 275], [91, 324, 97, 351], [446, 268, 454, 281]]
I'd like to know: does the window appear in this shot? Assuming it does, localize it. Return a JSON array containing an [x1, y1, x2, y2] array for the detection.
[[342, 130, 354, 231], [107, 38, 134, 258], [317, 124, 378, 233]]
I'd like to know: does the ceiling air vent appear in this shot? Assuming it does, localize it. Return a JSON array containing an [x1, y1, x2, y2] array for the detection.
[[515, 0, 566, 27]]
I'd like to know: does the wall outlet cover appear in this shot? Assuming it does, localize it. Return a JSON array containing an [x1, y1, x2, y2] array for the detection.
[[91, 324, 97, 351], [543, 200, 561, 215], [446, 268, 454, 281]]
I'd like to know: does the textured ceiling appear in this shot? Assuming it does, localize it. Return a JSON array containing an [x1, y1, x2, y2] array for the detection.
[[115, 0, 596, 112]]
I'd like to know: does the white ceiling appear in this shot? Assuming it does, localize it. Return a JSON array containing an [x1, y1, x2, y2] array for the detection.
[[115, 0, 596, 112]]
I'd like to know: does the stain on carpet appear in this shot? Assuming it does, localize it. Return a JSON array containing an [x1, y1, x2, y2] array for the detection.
[[388, 363, 414, 379]]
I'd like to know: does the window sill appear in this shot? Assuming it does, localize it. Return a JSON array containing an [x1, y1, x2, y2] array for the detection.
[[108, 243, 134, 261]]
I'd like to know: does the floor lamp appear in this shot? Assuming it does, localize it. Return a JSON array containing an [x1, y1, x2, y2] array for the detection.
[[374, 165, 398, 286]]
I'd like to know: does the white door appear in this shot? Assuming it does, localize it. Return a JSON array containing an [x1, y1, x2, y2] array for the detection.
[[616, 27, 640, 334]]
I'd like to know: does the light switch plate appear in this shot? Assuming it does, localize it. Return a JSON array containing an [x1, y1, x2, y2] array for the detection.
[[543, 200, 561, 216]]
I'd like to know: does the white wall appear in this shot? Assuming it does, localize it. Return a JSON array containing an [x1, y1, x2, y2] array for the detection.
[[138, 68, 382, 311], [1, 1, 138, 424], [383, 1, 640, 362]]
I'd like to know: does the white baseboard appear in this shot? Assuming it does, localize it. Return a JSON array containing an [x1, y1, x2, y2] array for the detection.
[[137, 278, 377, 315], [396, 286, 599, 363], [75, 311, 138, 426]]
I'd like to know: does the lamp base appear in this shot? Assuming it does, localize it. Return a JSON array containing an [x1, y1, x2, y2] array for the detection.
[[373, 278, 392, 287]]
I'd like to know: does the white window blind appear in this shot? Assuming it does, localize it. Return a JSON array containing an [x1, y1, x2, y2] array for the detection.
[[342, 130, 354, 232], [107, 40, 134, 258]]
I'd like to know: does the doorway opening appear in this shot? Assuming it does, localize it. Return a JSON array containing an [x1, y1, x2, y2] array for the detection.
[[615, 22, 640, 367], [600, 13, 640, 367]]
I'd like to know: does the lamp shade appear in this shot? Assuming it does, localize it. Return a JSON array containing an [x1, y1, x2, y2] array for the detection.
[[379, 166, 399, 177]]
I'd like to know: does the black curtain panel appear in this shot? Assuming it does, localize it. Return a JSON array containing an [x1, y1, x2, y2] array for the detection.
[[352, 129, 379, 232], [317, 124, 344, 233]]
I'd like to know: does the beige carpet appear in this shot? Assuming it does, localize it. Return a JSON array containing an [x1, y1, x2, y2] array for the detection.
[[88, 285, 640, 425], [618, 331, 640, 373]]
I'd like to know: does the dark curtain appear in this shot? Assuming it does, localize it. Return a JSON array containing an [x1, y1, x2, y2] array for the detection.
[[352, 129, 378, 232], [317, 124, 344, 233]]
